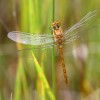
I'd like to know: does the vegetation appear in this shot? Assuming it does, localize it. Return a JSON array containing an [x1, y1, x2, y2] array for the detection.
[[0, 0, 100, 100]]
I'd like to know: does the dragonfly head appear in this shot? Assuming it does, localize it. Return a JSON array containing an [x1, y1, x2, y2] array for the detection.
[[51, 21, 61, 30]]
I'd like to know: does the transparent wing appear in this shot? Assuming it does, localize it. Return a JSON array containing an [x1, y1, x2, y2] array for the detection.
[[64, 10, 97, 42], [7, 31, 55, 46], [62, 11, 97, 56]]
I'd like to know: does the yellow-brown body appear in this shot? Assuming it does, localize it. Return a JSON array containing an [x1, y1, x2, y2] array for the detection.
[[51, 21, 68, 84]]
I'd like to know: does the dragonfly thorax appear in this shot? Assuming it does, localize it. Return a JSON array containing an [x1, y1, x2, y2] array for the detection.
[[51, 21, 65, 48], [54, 33, 65, 48]]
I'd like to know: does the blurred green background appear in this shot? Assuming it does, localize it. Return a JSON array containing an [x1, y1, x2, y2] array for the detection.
[[0, 0, 100, 100]]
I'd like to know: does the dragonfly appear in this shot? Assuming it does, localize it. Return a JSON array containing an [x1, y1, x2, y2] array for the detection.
[[7, 11, 96, 84]]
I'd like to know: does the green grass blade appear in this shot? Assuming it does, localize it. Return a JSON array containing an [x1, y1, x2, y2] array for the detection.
[[14, 54, 30, 100], [31, 51, 56, 100], [19, 0, 29, 31], [52, 47, 56, 95], [0, 93, 1, 100], [14, 58, 22, 100]]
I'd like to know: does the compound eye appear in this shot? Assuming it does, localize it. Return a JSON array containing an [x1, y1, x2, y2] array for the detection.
[[56, 22, 61, 27], [52, 23, 55, 27], [53, 26, 56, 29]]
